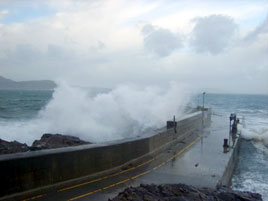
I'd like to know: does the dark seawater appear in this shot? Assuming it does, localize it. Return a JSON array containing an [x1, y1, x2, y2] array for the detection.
[[0, 90, 53, 145], [202, 93, 268, 200], [0, 90, 268, 199], [0, 90, 53, 121]]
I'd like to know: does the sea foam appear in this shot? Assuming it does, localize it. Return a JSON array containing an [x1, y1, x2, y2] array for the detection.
[[0, 81, 190, 145], [241, 127, 268, 147]]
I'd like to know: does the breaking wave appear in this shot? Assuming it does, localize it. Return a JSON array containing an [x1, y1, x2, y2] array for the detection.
[[0, 81, 190, 145], [241, 127, 268, 148]]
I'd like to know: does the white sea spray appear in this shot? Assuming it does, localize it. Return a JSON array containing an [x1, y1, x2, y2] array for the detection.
[[0, 81, 190, 145]]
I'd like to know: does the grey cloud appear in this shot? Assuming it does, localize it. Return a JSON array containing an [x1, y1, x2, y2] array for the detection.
[[142, 24, 182, 57], [11, 44, 42, 62], [97, 41, 105, 49], [89, 41, 105, 52], [46, 44, 74, 60], [142, 24, 155, 35], [0, 44, 76, 80], [244, 15, 268, 41], [0, 42, 111, 82], [7, 44, 72, 63], [190, 14, 237, 54]]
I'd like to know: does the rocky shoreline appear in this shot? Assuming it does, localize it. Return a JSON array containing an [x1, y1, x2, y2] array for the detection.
[[0, 134, 91, 155], [0, 139, 29, 155], [110, 183, 262, 201]]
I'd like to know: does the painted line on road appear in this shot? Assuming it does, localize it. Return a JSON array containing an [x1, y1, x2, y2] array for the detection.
[[69, 178, 132, 201], [21, 194, 46, 201], [111, 167, 135, 177], [131, 170, 151, 180], [68, 136, 201, 201], [58, 176, 108, 192], [173, 136, 201, 161], [58, 158, 154, 192], [169, 136, 201, 162], [153, 161, 166, 170], [68, 189, 102, 201], [102, 178, 131, 190], [136, 158, 154, 167]]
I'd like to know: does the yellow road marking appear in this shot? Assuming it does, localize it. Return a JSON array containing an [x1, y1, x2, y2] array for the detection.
[[67, 136, 201, 201], [22, 194, 45, 201], [102, 178, 130, 190], [168, 154, 177, 161], [25, 136, 200, 201], [136, 158, 154, 167], [68, 179, 131, 201], [58, 177, 107, 192], [68, 189, 102, 201], [111, 167, 135, 177], [131, 170, 151, 180], [153, 161, 166, 170], [58, 158, 154, 192], [178, 137, 201, 155], [170, 136, 201, 161]]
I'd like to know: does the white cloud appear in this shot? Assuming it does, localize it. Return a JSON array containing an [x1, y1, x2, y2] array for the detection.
[[190, 14, 238, 54], [0, 0, 267, 94], [142, 24, 182, 57]]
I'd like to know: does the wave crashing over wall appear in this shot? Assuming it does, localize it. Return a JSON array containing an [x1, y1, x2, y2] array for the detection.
[[0, 81, 190, 145]]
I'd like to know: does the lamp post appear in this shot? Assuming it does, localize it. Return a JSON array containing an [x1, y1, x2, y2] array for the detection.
[[202, 92, 206, 109]]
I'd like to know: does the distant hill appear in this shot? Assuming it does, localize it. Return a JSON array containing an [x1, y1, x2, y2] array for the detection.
[[0, 76, 57, 90]]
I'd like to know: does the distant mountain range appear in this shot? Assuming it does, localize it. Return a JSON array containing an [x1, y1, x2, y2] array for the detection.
[[0, 76, 57, 90]]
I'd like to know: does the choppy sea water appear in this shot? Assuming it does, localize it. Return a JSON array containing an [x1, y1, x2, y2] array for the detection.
[[0, 90, 268, 199], [0, 90, 52, 121], [203, 93, 268, 201]]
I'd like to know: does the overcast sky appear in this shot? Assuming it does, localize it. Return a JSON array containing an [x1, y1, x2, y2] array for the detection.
[[0, 0, 267, 94]]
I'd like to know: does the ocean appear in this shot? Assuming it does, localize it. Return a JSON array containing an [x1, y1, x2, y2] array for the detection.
[[0, 89, 268, 200], [0, 90, 52, 121], [204, 93, 268, 200]]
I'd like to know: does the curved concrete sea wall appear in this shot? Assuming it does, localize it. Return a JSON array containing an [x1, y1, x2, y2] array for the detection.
[[0, 109, 211, 198]]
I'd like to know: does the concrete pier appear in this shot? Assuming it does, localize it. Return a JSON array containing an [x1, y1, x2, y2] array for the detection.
[[0, 110, 207, 200], [0, 110, 241, 201], [131, 114, 240, 188]]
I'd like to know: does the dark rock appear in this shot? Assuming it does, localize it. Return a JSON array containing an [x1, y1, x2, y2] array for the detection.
[[0, 139, 29, 155], [31, 133, 91, 150], [110, 184, 262, 201]]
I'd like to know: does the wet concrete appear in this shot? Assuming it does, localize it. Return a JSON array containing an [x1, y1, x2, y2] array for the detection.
[[132, 114, 235, 188], [0, 111, 204, 199], [5, 114, 237, 201], [17, 131, 200, 201]]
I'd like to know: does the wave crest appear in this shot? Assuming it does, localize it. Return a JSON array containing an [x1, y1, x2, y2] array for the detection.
[[0, 81, 189, 145], [241, 127, 268, 146]]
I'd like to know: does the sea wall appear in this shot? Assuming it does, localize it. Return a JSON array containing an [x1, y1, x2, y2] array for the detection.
[[217, 135, 241, 188], [0, 109, 211, 198]]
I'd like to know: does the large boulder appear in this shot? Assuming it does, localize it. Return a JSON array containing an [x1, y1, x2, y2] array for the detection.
[[0, 139, 29, 155], [31, 133, 91, 150], [110, 184, 262, 201]]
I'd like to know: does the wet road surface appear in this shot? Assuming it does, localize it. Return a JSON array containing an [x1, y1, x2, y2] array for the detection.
[[23, 115, 232, 201]]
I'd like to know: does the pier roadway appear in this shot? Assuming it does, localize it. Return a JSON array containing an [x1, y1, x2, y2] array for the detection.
[[23, 115, 232, 201], [21, 130, 201, 201], [132, 115, 235, 188]]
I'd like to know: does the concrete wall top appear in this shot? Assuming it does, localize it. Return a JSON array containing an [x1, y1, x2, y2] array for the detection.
[[0, 109, 211, 198], [0, 111, 204, 162]]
